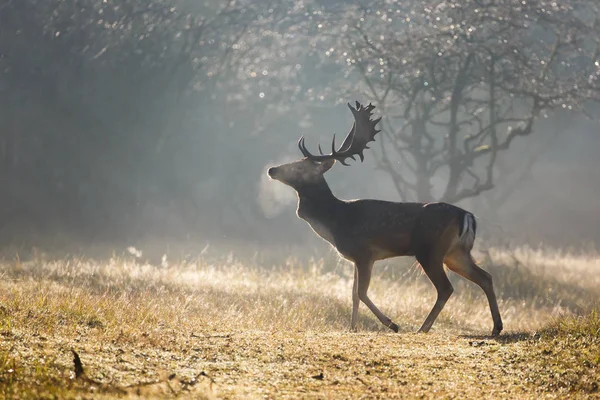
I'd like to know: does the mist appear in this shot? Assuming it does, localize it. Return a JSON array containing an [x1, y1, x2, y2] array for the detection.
[[0, 0, 598, 256]]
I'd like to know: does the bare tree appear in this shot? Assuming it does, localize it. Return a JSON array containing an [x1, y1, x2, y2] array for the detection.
[[345, 0, 600, 202], [250, 0, 600, 203]]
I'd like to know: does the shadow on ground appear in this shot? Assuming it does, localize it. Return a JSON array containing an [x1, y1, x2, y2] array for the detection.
[[460, 331, 535, 344]]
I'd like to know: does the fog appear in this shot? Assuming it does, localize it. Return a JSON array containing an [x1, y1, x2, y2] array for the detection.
[[1, 0, 599, 256]]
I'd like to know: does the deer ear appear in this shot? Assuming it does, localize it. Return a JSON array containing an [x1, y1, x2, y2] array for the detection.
[[318, 159, 336, 173]]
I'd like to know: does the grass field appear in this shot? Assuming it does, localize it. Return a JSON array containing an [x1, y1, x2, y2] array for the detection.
[[0, 245, 598, 399]]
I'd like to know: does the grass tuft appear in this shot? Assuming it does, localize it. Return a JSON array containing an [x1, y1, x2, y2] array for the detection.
[[524, 309, 600, 394]]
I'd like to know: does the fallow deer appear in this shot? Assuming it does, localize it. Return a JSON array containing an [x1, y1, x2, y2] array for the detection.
[[267, 101, 503, 335]]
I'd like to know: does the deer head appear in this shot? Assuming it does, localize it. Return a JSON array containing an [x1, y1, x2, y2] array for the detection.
[[268, 101, 381, 189]]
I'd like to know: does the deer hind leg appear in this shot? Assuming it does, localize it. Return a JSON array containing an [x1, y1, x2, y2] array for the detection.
[[444, 249, 503, 336], [416, 253, 454, 333], [355, 260, 399, 332]]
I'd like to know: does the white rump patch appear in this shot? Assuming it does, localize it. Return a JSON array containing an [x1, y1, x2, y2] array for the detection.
[[459, 213, 476, 251]]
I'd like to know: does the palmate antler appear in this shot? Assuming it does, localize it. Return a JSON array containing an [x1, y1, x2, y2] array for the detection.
[[298, 101, 382, 166]]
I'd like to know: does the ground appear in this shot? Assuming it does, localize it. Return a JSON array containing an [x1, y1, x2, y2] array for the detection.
[[0, 246, 598, 399]]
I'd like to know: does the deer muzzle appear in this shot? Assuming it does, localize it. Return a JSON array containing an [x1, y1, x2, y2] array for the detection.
[[267, 167, 278, 178]]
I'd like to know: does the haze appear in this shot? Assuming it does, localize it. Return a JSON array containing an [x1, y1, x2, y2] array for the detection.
[[0, 1, 598, 254]]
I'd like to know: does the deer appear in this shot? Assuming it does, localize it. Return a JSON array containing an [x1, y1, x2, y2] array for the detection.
[[267, 101, 503, 336]]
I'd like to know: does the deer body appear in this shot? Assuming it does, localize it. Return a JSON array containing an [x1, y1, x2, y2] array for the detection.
[[296, 180, 421, 260], [268, 102, 503, 335]]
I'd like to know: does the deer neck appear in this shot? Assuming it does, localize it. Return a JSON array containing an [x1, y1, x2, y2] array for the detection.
[[295, 179, 343, 230]]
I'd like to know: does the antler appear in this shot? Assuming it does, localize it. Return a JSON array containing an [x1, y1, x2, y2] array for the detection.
[[298, 101, 382, 166]]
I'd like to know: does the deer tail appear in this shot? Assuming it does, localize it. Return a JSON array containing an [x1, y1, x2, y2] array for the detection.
[[458, 212, 477, 251]]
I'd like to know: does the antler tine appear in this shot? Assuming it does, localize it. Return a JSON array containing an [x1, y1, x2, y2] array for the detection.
[[298, 135, 329, 161], [298, 136, 309, 157], [302, 138, 316, 158], [331, 134, 337, 154], [296, 100, 381, 165]]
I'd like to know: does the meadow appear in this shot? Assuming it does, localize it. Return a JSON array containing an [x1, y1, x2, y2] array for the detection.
[[0, 244, 598, 399]]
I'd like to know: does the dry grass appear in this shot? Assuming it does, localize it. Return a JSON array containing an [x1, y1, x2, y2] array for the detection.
[[0, 245, 598, 398]]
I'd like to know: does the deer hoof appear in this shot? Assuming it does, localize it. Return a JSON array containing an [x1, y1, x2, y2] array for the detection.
[[388, 322, 399, 333], [492, 322, 503, 336]]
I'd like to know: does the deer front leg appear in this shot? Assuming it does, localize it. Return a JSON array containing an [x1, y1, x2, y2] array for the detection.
[[356, 260, 399, 333], [351, 266, 359, 331]]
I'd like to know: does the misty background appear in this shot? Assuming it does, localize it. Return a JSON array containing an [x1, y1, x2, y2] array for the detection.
[[1, 0, 599, 256]]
